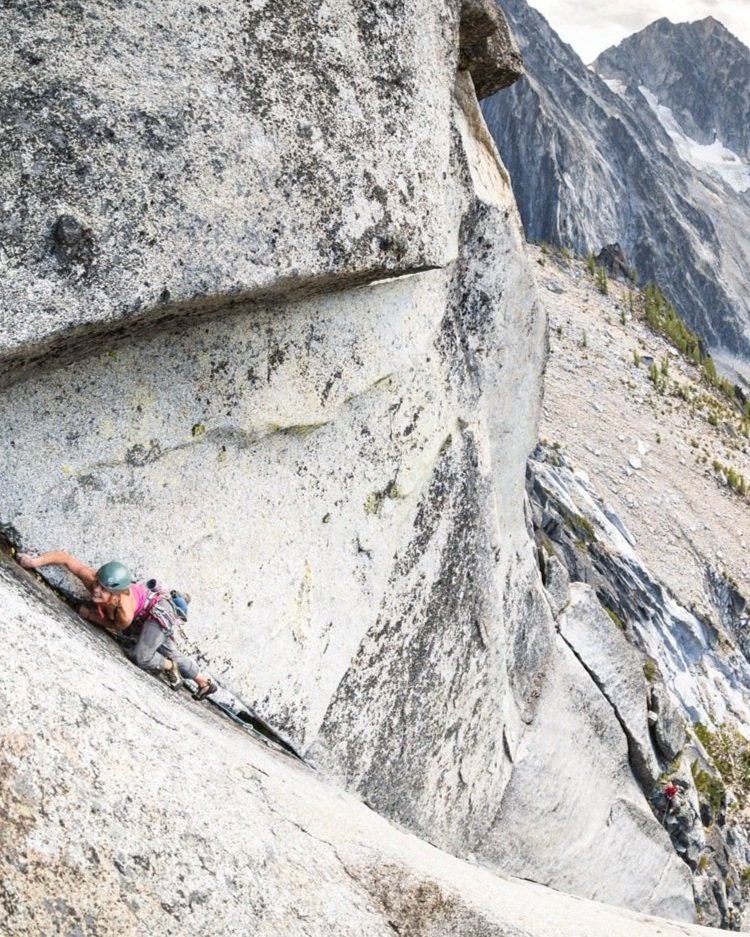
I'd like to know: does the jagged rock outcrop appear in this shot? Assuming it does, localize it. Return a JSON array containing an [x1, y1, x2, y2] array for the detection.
[[480, 0, 750, 361], [459, 0, 524, 98], [649, 683, 687, 763]]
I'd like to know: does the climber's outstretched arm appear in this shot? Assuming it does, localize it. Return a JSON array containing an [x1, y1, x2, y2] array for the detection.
[[17, 550, 98, 591]]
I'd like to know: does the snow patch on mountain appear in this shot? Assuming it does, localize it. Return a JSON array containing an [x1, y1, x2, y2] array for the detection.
[[640, 86, 750, 193], [602, 77, 626, 96]]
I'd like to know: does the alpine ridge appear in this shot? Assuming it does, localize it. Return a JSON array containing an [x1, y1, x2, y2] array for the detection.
[[481, 0, 750, 366], [594, 17, 750, 161]]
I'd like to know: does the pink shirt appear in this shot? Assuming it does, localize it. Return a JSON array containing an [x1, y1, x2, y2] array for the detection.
[[95, 581, 151, 626], [130, 582, 149, 619]]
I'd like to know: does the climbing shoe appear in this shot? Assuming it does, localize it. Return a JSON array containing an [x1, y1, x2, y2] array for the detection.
[[161, 659, 183, 691], [194, 678, 217, 701]]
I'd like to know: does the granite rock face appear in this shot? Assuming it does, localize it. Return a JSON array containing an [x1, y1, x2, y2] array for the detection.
[[0, 560, 724, 937], [0, 0, 712, 929], [527, 444, 750, 929], [0, 0, 460, 381], [478, 622, 693, 921], [558, 584, 662, 789], [0, 0, 552, 880]]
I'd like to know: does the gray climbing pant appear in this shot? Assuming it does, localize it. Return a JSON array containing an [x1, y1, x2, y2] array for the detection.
[[130, 615, 200, 680]]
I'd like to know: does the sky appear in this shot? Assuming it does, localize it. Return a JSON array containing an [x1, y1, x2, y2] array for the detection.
[[530, 0, 750, 62]]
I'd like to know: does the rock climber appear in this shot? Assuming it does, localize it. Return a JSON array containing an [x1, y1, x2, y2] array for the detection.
[[16, 550, 217, 699]]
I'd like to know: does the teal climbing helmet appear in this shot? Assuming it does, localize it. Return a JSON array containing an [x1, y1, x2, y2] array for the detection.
[[95, 561, 134, 593]]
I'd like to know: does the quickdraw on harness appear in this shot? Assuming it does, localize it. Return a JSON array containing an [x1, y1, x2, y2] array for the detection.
[[134, 589, 178, 637], [146, 579, 190, 621]]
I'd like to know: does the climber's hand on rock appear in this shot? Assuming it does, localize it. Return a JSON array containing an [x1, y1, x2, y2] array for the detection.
[[17, 553, 38, 570]]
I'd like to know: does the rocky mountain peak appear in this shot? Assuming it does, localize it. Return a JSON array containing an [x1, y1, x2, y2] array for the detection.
[[593, 14, 750, 159], [697, 15, 731, 34]]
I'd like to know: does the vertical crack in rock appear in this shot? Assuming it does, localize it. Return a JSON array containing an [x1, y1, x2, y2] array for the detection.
[[555, 618, 657, 791]]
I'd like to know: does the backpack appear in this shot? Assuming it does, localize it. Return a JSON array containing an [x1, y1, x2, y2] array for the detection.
[[145, 579, 191, 621]]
